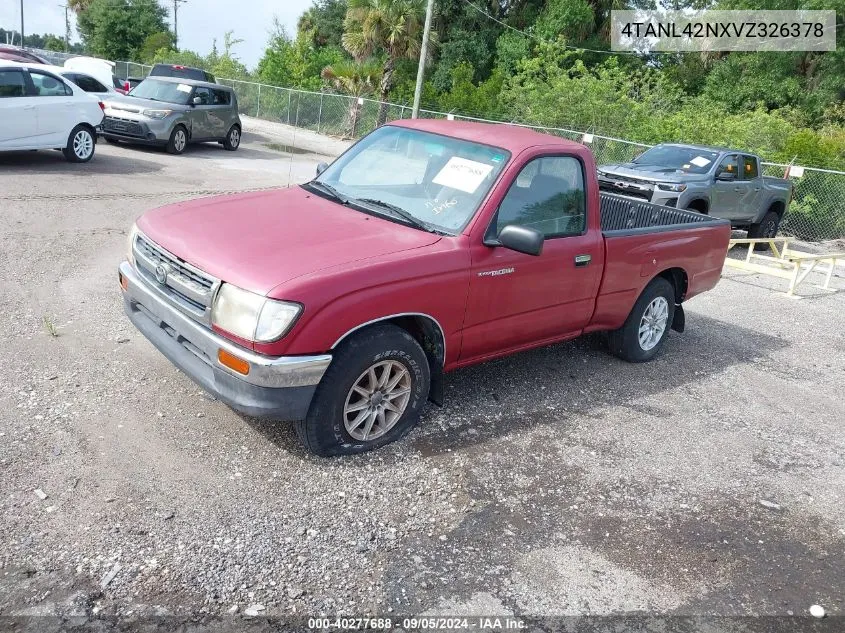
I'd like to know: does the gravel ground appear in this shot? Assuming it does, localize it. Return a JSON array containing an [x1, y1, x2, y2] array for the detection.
[[1, 120, 844, 631]]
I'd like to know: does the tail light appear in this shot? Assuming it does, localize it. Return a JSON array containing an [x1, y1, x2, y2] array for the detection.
[[98, 101, 105, 111], [124, 81, 130, 92]]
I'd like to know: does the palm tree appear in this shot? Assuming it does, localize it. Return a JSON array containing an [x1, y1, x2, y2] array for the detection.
[[321, 59, 381, 137], [341, 0, 434, 124]]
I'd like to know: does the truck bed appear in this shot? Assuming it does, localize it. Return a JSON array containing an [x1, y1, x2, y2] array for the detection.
[[600, 192, 729, 236]]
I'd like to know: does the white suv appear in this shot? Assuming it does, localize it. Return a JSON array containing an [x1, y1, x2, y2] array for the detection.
[[0, 61, 105, 162]]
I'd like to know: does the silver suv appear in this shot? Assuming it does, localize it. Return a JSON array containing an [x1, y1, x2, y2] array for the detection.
[[101, 77, 241, 154]]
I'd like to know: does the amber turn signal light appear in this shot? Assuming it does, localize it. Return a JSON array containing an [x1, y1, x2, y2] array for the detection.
[[119, 272, 128, 291], [218, 348, 250, 375]]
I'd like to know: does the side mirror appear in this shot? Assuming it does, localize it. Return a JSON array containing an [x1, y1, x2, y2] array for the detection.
[[192, 96, 202, 106], [497, 225, 544, 256], [716, 171, 735, 182], [315, 161, 329, 176]]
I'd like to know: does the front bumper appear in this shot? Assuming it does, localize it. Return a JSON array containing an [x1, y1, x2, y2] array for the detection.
[[102, 114, 174, 144], [119, 260, 331, 420]]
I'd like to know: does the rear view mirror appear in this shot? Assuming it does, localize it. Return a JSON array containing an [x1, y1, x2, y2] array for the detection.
[[316, 162, 328, 176], [716, 171, 735, 181], [192, 96, 202, 105], [498, 225, 544, 256]]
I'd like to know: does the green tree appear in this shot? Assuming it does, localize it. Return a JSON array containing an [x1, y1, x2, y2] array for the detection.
[[342, 0, 433, 123], [321, 59, 382, 137], [258, 20, 345, 90], [299, 0, 348, 48], [76, 0, 171, 61], [140, 31, 175, 63]]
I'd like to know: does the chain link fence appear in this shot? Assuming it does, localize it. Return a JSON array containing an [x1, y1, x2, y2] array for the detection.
[[25, 48, 845, 243]]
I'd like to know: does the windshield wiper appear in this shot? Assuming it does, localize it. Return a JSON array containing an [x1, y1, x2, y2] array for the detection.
[[307, 181, 349, 205], [356, 198, 444, 234]]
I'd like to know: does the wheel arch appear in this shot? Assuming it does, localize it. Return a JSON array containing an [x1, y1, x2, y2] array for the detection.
[[685, 198, 709, 214], [656, 266, 689, 304], [331, 313, 446, 406]]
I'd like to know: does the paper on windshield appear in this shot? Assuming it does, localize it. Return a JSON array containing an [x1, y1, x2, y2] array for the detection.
[[690, 156, 711, 167], [176, 83, 192, 93], [433, 157, 494, 193]]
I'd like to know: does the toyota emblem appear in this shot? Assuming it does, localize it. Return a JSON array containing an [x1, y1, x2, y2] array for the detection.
[[154, 263, 169, 285]]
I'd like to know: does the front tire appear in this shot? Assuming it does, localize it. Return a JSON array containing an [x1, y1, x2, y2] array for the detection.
[[607, 277, 676, 363], [296, 324, 430, 457], [223, 125, 241, 151], [166, 125, 188, 155], [63, 125, 95, 163]]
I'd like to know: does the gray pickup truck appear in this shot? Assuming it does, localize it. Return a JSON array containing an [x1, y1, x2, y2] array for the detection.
[[598, 144, 792, 239]]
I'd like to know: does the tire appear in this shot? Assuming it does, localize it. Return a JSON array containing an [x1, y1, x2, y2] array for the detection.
[[166, 125, 188, 155], [296, 324, 430, 457], [62, 125, 95, 163], [222, 125, 241, 151], [607, 277, 676, 363], [748, 210, 781, 251]]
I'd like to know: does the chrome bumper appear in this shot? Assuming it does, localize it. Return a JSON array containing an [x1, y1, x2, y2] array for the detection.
[[119, 260, 331, 391]]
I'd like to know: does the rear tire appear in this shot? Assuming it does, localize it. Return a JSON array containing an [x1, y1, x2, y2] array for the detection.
[[296, 324, 430, 457], [166, 125, 188, 155], [607, 277, 676, 363], [62, 125, 95, 163], [222, 125, 241, 151], [748, 210, 781, 251]]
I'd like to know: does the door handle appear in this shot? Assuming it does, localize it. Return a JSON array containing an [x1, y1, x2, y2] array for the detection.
[[23, 105, 35, 110], [733, 187, 742, 192], [574, 254, 591, 267], [754, 188, 761, 191]]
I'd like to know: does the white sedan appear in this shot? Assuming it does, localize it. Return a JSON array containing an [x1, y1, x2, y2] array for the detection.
[[0, 61, 105, 162]]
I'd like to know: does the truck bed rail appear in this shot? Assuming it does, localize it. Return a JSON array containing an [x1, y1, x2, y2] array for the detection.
[[600, 192, 728, 236]]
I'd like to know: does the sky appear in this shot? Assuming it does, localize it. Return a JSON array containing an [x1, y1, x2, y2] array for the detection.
[[0, 0, 314, 69]]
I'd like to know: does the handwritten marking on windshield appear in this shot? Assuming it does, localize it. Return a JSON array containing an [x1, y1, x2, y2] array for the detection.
[[426, 198, 457, 215]]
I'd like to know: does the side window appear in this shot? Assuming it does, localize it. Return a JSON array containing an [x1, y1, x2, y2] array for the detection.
[[70, 74, 105, 93], [211, 89, 230, 105], [494, 156, 586, 239], [193, 86, 213, 105], [0, 69, 26, 97], [29, 71, 72, 97], [742, 155, 759, 179], [717, 154, 738, 178]]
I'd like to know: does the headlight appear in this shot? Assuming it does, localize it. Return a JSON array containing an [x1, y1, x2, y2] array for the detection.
[[656, 182, 687, 192], [126, 222, 138, 266], [212, 284, 302, 343], [142, 109, 173, 119]]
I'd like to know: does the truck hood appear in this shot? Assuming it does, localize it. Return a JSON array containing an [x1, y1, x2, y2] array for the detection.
[[103, 94, 191, 113], [137, 186, 441, 295], [599, 163, 711, 184]]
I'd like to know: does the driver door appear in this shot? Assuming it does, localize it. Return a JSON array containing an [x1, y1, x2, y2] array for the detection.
[[188, 86, 215, 139], [460, 155, 603, 362], [711, 153, 746, 220]]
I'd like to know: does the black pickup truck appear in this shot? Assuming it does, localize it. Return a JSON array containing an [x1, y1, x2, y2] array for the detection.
[[598, 144, 793, 239]]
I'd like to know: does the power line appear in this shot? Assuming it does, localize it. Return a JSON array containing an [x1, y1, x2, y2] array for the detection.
[[461, 0, 639, 57]]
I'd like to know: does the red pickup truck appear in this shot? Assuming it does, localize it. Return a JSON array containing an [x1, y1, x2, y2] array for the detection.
[[119, 120, 730, 456]]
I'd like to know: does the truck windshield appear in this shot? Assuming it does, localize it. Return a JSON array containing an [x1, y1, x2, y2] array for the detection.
[[311, 126, 510, 233], [129, 78, 192, 105], [632, 146, 721, 175]]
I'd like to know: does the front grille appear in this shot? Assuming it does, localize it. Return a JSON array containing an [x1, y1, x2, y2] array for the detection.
[[104, 116, 143, 136], [598, 174, 654, 201], [133, 234, 218, 321]]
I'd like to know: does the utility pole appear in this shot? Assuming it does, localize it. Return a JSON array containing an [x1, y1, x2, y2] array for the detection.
[[411, 0, 434, 119], [20, 0, 25, 48], [59, 4, 70, 52], [173, 0, 187, 50]]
